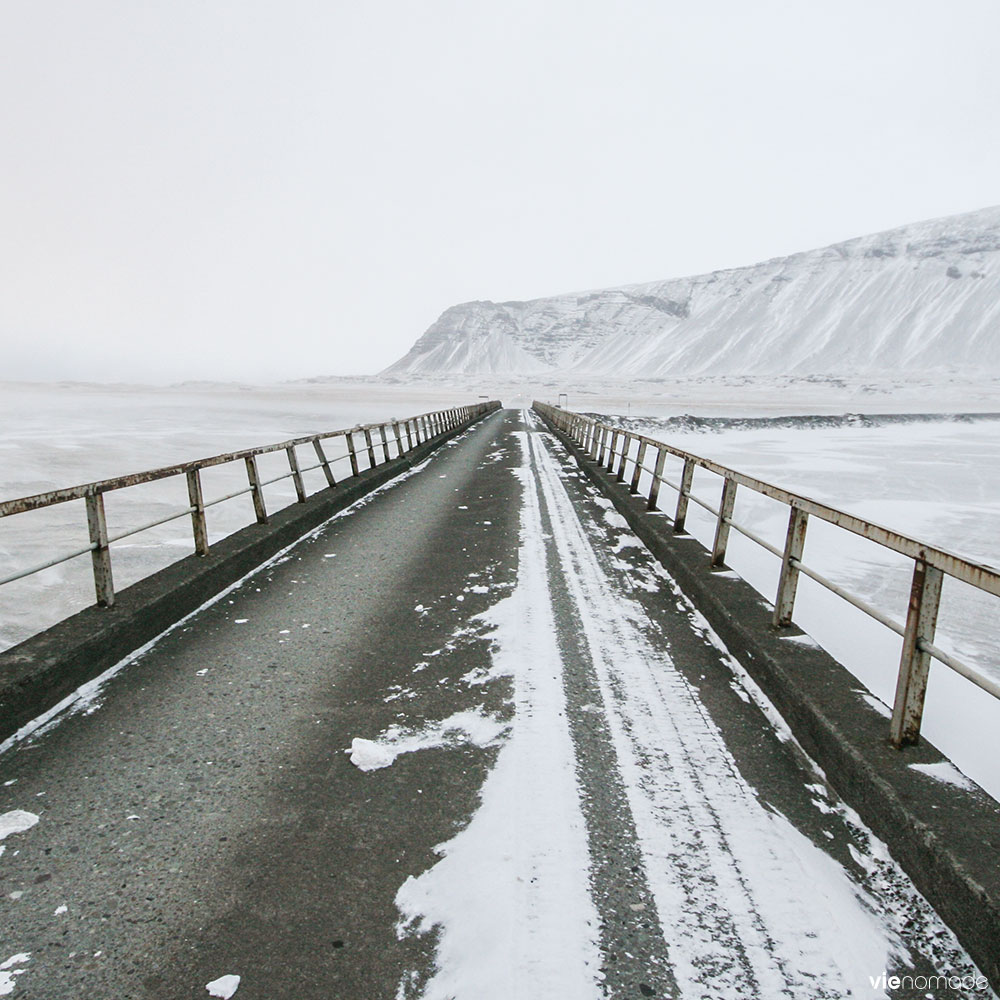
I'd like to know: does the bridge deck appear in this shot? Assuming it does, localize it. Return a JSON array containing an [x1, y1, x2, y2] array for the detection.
[[0, 410, 990, 999]]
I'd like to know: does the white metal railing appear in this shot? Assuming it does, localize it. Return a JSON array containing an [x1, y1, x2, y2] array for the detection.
[[1, 402, 500, 615], [534, 401, 1000, 747]]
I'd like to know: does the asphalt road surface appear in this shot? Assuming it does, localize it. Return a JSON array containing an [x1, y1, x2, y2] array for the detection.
[[0, 410, 991, 1000]]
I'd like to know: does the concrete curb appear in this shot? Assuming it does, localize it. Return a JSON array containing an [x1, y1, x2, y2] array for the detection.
[[537, 409, 1000, 990], [0, 411, 497, 746]]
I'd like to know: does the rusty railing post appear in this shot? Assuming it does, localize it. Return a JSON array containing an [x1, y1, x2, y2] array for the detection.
[[630, 440, 648, 494], [674, 458, 695, 532], [379, 425, 390, 463], [648, 447, 667, 511], [362, 427, 376, 468], [313, 438, 336, 487], [346, 432, 360, 477], [245, 455, 268, 523], [773, 507, 809, 626], [597, 426, 608, 465], [85, 491, 115, 607], [186, 469, 210, 555], [890, 561, 944, 746], [711, 476, 738, 567], [605, 429, 619, 473], [286, 446, 307, 502], [616, 434, 630, 482]]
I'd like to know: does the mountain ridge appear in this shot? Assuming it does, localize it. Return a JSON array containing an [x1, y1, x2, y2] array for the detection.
[[383, 206, 1000, 377]]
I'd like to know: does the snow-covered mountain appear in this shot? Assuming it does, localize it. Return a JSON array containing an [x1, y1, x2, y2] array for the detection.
[[383, 207, 1000, 377]]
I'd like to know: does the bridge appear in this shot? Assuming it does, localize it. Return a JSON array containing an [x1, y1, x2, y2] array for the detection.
[[0, 404, 998, 999]]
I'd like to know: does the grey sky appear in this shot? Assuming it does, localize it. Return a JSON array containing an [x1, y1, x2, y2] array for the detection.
[[3, 0, 999, 383]]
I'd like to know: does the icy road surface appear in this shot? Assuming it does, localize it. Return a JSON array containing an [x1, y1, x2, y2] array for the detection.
[[0, 409, 992, 999]]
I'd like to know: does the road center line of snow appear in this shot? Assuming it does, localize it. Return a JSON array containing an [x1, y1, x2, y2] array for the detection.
[[392, 418, 603, 1000]]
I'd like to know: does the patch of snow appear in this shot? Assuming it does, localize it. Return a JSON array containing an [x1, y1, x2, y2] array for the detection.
[[909, 762, 976, 791], [0, 811, 39, 841], [349, 710, 507, 773], [205, 973, 241, 998], [0, 954, 30, 997], [779, 632, 822, 647], [611, 534, 642, 553], [860, 693, 892, 719]]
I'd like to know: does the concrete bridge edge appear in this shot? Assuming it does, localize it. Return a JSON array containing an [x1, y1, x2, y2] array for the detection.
[[535, 406, 1000, 991]]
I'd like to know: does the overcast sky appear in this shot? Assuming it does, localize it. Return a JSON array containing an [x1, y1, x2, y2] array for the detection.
[[3, 0, 999, 383]]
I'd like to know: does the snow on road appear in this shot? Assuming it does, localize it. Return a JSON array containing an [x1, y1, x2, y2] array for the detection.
[[392, 423, 604, 1000], [388, 412, 992, 999]]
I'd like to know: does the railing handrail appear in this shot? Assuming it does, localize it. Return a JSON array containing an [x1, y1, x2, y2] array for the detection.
[[551, 415, 1000, 596], [533, 401, 999, 748], [1, 407, 488, 517]]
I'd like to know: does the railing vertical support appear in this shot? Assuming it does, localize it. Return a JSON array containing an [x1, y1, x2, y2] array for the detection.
[[379, 425, 390, 463], [405, 420, 415, 449], [346, 432, 360, 477], [85, 492, 115, 607], [648, 447, 667, 511], [245, 455, 268, 523], [890, 561, 944, 747], [606, 430, 619, 473], [616, 434, 629, 482], [286, 446, 307, 503], [711, 477, 738, 567], [186, 469, 210, 555], [674, 458, 695, 532], [630, 440, 648, 494], [773, 508, 809, 626], [313, 438, 336, 487], [363, 428, 376, 469], [392, 420, 404, 457], [597, 426, 608, 465]]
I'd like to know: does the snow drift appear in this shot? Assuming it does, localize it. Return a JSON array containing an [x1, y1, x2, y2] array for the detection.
[[384, 206, 1000, 377]]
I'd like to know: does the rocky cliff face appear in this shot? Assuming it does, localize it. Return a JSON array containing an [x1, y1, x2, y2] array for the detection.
[[384, 206, 1000, 377]]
